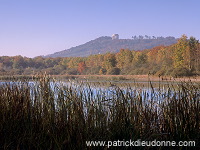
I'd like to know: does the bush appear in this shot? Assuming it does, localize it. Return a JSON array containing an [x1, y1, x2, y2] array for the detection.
[[155, 68, 166, 76], [106, 67, 120, 75], [171, 67, 193, 77], [66, 68, 78, 75]]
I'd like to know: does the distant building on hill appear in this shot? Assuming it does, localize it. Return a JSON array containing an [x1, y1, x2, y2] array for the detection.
[[112, 34, 119, 40]]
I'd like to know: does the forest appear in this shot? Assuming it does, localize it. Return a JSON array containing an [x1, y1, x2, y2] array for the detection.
[[0, 35, 200, 77]]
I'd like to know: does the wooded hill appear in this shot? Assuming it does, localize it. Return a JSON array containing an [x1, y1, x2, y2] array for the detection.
[[45, 35, 177, 57], [0, 35, 199, 77]]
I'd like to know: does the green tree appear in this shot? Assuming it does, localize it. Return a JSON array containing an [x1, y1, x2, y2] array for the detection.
[[103, 53, 116, 71], [116, 49, 133, 69], [33, 56, 45, 69], [107, 67, 120, 75], [173, 35, 188, 69], [187, 37, 199, 72], [137, 53, 147, 65], [12, 55, 26, 69]]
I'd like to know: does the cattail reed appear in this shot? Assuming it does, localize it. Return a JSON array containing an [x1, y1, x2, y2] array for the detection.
[[0, 75, 199, 149]]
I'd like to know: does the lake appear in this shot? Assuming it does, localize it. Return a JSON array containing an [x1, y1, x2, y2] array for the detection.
[[0, 79, 183, 105]]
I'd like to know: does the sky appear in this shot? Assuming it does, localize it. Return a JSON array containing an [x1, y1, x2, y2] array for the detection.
[[0, 0, 200, 58]]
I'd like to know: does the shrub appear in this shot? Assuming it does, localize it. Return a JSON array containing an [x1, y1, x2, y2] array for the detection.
[[66, 68, 78, 75], [106, 67, 120, 75], [171, 67, 193, 77]]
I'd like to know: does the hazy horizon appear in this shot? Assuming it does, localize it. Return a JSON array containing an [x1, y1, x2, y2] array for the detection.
[[1, 0, 200, 58]]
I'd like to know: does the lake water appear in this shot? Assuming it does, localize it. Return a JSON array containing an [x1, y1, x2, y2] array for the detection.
[[0, 79, 196, 104]]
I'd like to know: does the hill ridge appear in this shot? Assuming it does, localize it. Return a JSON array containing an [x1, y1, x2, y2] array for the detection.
[[45, 35, 177, 58]]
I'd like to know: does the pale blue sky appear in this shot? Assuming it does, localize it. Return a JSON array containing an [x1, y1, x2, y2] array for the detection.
[[0, 0, 200, 57]]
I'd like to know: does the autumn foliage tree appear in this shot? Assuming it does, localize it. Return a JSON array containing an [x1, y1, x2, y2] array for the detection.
[[0, 35, 199, 76], [102, 53, 116, 73], [77, 61, 86, 74], [116, 49, 133, 69]]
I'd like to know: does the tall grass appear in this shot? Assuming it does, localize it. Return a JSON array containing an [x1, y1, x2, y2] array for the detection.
[[0, 75, 199, 149]]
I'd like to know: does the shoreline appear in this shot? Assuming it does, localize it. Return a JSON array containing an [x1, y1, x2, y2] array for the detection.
[[1, 74, 200, 82], [54, 74, 200, 82]]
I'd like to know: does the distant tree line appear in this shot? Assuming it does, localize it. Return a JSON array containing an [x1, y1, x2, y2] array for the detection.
[[0, 35, 199, 77], [131, 35, 175, 40]]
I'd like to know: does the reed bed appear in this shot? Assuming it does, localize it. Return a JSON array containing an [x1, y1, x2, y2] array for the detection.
[[0, 75, 199, 149]]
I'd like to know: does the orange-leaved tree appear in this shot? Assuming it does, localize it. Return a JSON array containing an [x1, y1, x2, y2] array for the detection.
[[77, 61, 86, 74]]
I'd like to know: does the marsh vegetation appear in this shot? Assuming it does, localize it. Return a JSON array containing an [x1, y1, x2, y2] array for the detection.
[[0, 75, 199, 149]]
